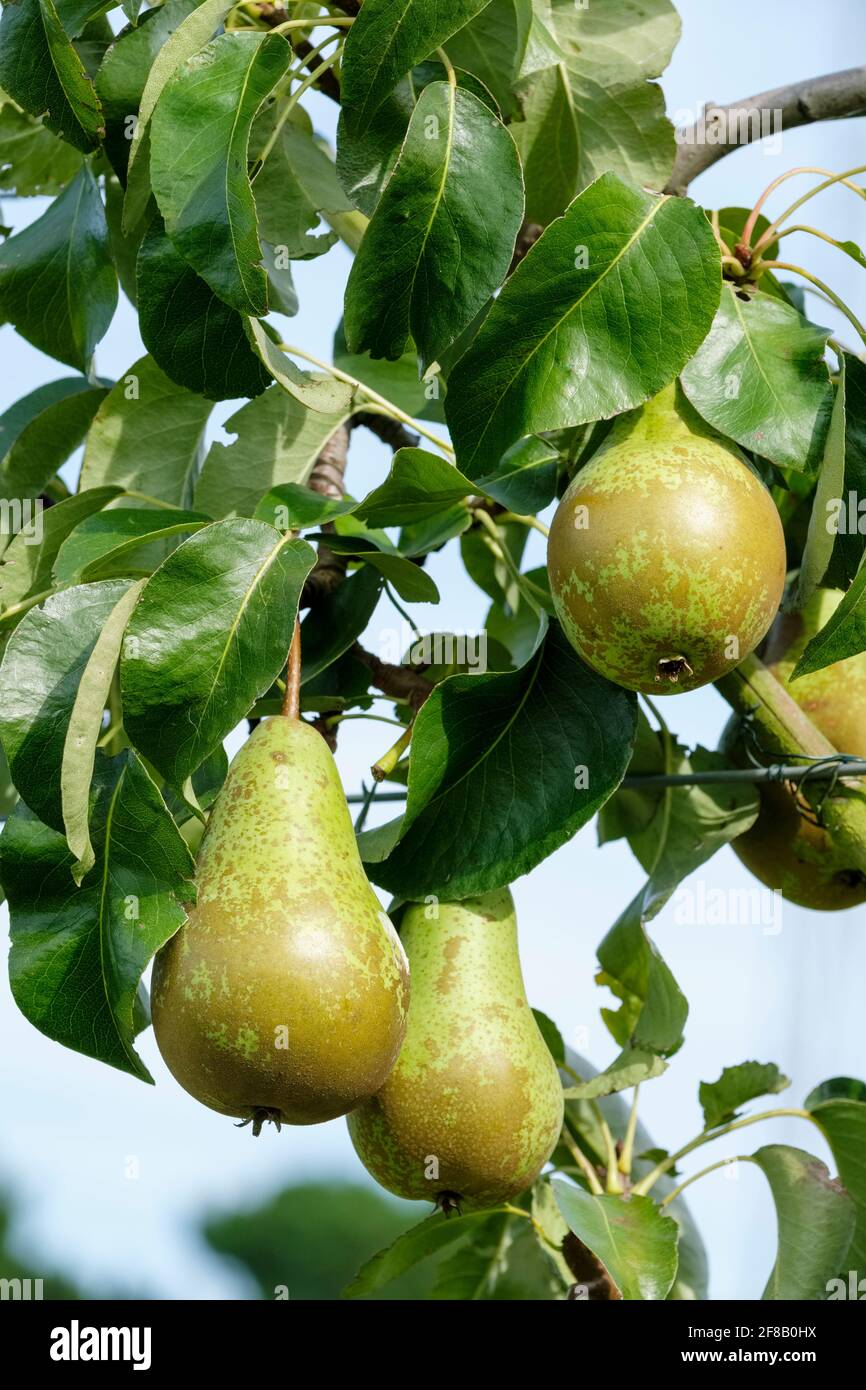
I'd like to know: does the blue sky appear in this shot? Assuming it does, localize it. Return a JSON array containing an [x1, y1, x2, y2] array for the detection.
[[1, 0, 865, 1300]]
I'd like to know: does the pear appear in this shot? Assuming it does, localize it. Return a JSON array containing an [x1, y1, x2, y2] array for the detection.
[[152, 717, 409, 1128], [721, 588, 866, 911], [347, 888, 564, 1210], [547, 384, 786, 694]]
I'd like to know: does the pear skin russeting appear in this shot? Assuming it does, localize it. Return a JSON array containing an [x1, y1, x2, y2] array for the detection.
[[547, 385, 786, 694], [722, 588, 866, 911], [152, 717, 409, 1127], [347, 888, 564, 1210]]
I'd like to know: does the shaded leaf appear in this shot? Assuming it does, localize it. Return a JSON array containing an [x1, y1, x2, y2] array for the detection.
[[246, 319, 358, 415], [806, 1083, 866, 1274], [0, 752, 194, 1080], [553, 1180, 678, 1300], [0, 165, 117, 371], [0, 0, 103, 151], [0, 91, 82, 194], [0, 377, 108, 503], [344, 1210, 498, 1298], [790, 560, 866, 678], [750, 1145, 855, 1301], [356, 448, 474, 527], [700, 1062, 791, 1130], [0, 486, 120, 617], [300, 564, 383, 685]]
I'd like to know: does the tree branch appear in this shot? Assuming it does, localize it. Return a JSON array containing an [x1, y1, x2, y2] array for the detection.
[[301, 423, 351, 607], [666, 67, 866, 195], [352, 643, 433, 712], [354, 411, 420, 452]]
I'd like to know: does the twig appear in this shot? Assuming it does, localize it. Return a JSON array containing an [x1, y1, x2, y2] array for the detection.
[[354, 410, 420, 452], [353, 643, 433, 712], [666, 67, 866, 195]]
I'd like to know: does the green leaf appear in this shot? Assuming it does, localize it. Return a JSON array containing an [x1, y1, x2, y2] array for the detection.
[[104, 174, 143, 306], [795, 366, 847, 607], [532, 1008, 565, 1066], [700, 1063, 791, 1130], [344, 1210, 497, 1298], [245, 319, 358, 415], [475, 435, 560, 513], [0, 0, 103, 151], [597, 906, 687, 1055], [365, 623, 637, 899], [344, 82, 523, 366], [252, 108, 352, 261], [340, 0, 495, 136], [0, 578, 133, 827], [0, 751, 195, 1080], [444, 0, 534, 116], [564, 1048, 667, 1100], [825, 354, 866, 588], [136, 219, 271, 401], [429, 1214, 515, 1299], [749, 1145, 855, 1301], [541, 0, 680, 194], [53, 507, 210, 583], [195, 389, 356, 521], [680, 286, 834, 473], [95, 0, 203, 178], [360, 550, 439, 602], [254, 483, 357, 532], [0, 165, 117, 371], [333, 319, 445, 423], [806, 1084, 866, 1274], [150, 31, 292, 315], [510, 64, 579, 223], [399, 502, 472, 557], [552, 1180, 679, 1300], [790, 560, 866, 678], [0, 377, 109, 503], [300, 564, 383, 685], [79, 354, 212, 508], [123, 0, 234, 232], [120, 520, 316, 785], [61, 578, 146, 879], [0, 486, 120, 618], [356, 448, 474, 527], [445, 172, 720, 475], [0, 91, 82, 194]]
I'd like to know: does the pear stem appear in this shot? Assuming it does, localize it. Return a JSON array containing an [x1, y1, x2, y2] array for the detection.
[[282, 619, 302, 720]]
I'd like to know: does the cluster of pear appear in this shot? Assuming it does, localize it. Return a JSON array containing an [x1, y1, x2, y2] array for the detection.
[[547, 385, 866, 912], [152, 716, 564, 1209]]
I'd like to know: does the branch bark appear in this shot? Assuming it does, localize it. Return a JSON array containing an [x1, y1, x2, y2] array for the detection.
[[352, 643, 433, 712], [666, 67, 866, 195], [301, 423, 350, 607], [716, 653, 866, 876]]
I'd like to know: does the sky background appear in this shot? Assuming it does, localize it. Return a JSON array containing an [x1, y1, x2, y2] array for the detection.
[[1, 0, 865, 1300]]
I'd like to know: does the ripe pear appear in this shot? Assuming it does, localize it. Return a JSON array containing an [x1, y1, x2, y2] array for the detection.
[[547, 384, 786, 694], [152, 717, 409, 1128], [721, 588, 866, 911], [347, 888, 564, 1210]]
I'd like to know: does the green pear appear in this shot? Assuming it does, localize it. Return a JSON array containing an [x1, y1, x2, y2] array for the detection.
[[547, 385, 786, 694], [721, 588, 866, 911], [347, 888, 564, 1210], [152, 717, 409, 1128]]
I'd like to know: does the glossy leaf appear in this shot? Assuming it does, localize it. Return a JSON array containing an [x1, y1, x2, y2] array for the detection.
[[699, 1063, 791, 1131], [475, 435, 560, 513], [344, 82, 523, 365], [340, 0, 494, 135], [299, 564, 383, 685], [750, 1145, 855, 1301], [79, 354, 212, 508], [194, 388, 356, 521], [120, 520, 316, 785], [255, 484, 357, 532], [136, 219, 271, 401], [0, 92, 82, 194], [123, 0, 233, 232], [0, 0, 103, 151], [52, 507, 210, 583], [681, 286, 834, 473], [445, 172, 721, 475], [0, 579, 133, 827], [61, 578, 146, 879], [356, 448, 475, 527], [150, 31, 292, 315], [553, 1181, 679, 1300], [0, 752, 195, 1080], [0, 377, 109, 502], [363, 622, 637, 899], [0, 486, 120, 618], [0, 165, 117, 371]]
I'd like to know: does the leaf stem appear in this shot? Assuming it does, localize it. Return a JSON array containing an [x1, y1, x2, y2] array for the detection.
[[750, 165, 866, 252], [276, 342, 454, 455], [659, 1155, 748, 1208], [631, 1107, 814, 1197], [757, 261, 866, 345], [499, 511, 550, 538], [383, 579, 421, 636], [618, 1084, 641, 1176], [282, 618, 302, 719], [372, 723, 413, 782]]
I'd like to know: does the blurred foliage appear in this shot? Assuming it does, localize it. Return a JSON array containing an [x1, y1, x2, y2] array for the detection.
[[0, 1191, 85, 1299], [201, 1181, 434, 1300]]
